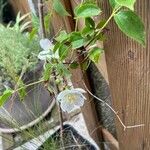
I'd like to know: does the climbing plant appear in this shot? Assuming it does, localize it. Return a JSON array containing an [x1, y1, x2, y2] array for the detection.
[[0, 0, 146, 130]]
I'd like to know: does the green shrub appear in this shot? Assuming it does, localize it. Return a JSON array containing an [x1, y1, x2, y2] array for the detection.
[[0, 13, 40, 94]]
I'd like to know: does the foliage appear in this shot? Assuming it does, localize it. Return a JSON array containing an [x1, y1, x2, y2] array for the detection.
[[114, 10, 145, 45], [0, 0, 146, 113], [0, 13, 40, 95], [0, 1, 146, 149], [53, 0, 70, 16], [116, 0, 136, 10], [0, 13, 40, 72], [0, 89, 13, 106], [74, 3, 101, 18]]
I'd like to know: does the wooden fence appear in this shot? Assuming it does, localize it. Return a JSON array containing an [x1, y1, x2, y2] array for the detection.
[[8, 0, 150, 150]]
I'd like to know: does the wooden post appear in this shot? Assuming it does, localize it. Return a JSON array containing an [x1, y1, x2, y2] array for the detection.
[[101, 0, 150, 149]]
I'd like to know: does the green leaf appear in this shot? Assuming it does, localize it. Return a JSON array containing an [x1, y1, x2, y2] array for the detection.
[[116, 0, 136, 10], [59, 44, 70, 60], [56, 64, 71, 77], [53, 0, 70, 16], [81, 59, 91, 70], [31, 13, 40, 29], [96, 20, 106, 29], [82, 26, 94, 36], [44, 13, 51, 33], [114, 10, 145, 46], [85, 17, 95, 28], [53, 42, 61, 53], [29, 28, 38, 40], [70, 61, 79, 69], [18, 80, 27, 101], [89, 47, 103, 63], [0, 90, 13, 106], [74, 3, 101, 18], [109, 0, 120, 9], [18, 88, 26, 101], [70, 32, 85, 49], [43, 63, 52, 81], [55, 30, 69, 42]]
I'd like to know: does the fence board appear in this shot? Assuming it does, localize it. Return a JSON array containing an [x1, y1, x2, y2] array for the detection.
[[9, 0, 30, 15], [101, 0, 150, 149]]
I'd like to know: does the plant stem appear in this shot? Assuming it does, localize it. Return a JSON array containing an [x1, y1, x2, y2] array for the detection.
[[53, 71, 64, 134], [38, 0, 46, 38], [83, 82, 144, 131], [14, 80, 44, 93], [38, 0, 64, 138], [58, 103, 64, 136], [52, 71, 64, 148], [85, 6, 121, 48]]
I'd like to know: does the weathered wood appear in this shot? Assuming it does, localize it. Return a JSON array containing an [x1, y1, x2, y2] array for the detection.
[[9, 0, 30, 15], [101, 0, 150, 149], [102, 128, 119, 150]]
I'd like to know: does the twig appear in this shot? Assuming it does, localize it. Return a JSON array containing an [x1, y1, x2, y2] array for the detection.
[[53, 71, 64, 136], [13, 80, 44, 93], [38, 0, 46, 38], [58, 103, 64, 137], [38, 0, 64, 146], [83, 82, 144, 131], [70, 131, 82, 150]]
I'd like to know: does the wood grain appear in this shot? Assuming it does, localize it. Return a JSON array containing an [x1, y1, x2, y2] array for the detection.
[[101, 0, 150, 149], [102, 128, 119, 150], [9, 0, 30, 15]]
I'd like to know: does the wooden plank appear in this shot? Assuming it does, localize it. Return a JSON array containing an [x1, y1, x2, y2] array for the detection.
[[46, 0, 103, 148], [101, 0, 150, 149], [102, 128, 119, 150], [9, 0, 30, 15]]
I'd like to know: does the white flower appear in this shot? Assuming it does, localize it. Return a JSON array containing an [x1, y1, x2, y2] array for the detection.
[[57, 88, 86, 113], [40, 38, 53, 51], [38, 50, 53, 60], [38, 38, 59, 61]]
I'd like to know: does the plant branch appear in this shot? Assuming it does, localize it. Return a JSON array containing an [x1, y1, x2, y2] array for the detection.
[[85, 6, 121, 48], [83, 82, 144, 131], [13, 80, 44, 94], [38, 0, 64, 138]]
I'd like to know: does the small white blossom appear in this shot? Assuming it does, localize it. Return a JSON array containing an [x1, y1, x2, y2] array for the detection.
[[40, 38, 53, 51], [57, 88, 86, 113], [38, 38, 59, 61], [38, 50, 53, 60]]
